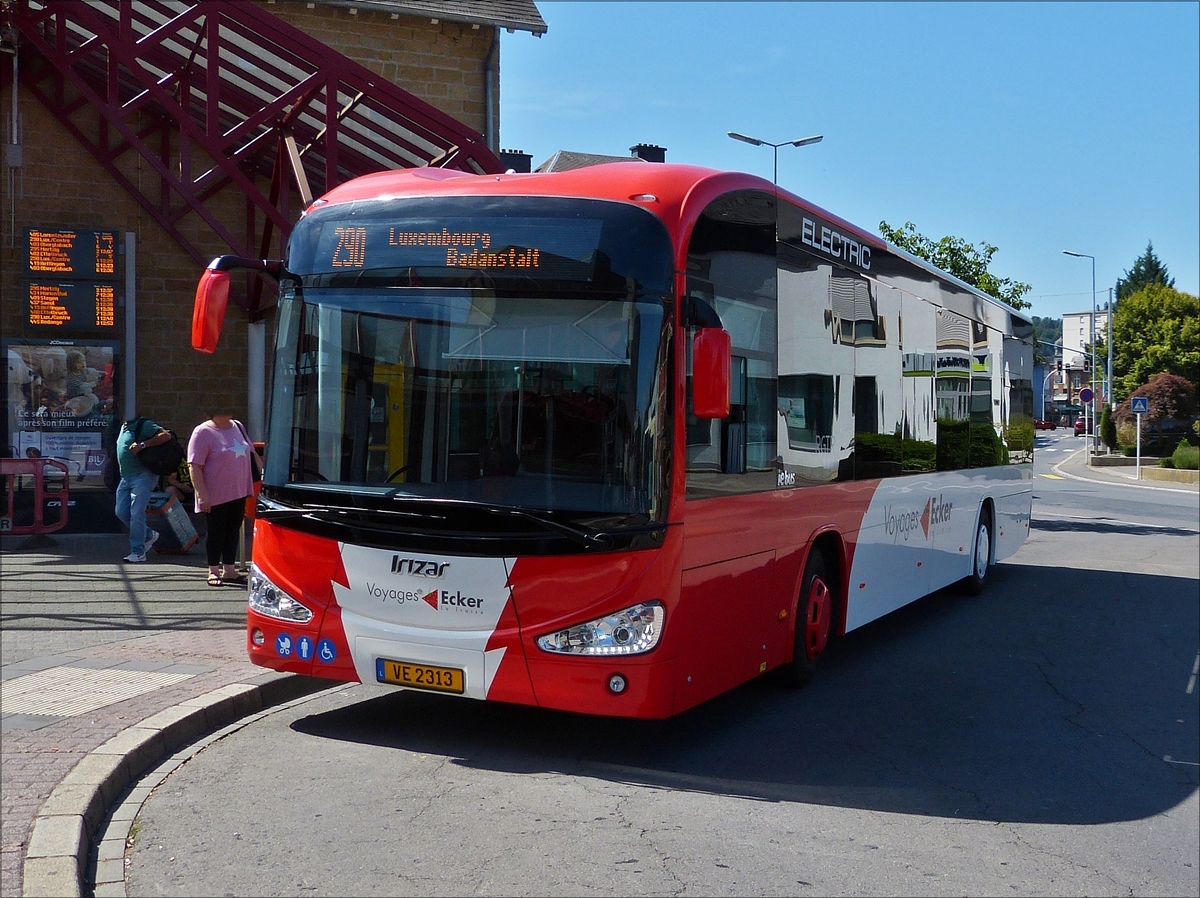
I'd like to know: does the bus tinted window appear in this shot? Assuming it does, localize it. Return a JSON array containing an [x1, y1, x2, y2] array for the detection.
[[288, 196, 675, 296], [685, 191, 779, 498]]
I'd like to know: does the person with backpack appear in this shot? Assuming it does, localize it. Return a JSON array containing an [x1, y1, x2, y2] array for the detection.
[[115, 416, 173, 562]]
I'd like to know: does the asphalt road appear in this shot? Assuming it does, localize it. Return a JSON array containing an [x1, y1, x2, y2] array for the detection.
[[123, 441, 1200, 897]]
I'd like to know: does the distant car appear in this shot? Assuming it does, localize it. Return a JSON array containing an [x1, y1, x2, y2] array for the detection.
[[1074, 417, 1092, 436], [1034, 419, 1057, 430]]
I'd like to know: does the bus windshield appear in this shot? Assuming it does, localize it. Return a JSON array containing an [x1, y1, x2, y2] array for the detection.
[[263, 197, 676, 530]]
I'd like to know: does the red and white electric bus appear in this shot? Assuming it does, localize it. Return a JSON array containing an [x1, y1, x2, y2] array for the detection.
[[193, 161, 1034, 718]]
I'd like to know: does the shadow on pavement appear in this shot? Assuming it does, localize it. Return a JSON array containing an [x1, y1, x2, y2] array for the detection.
[[292, 563, 1199, 826], [0, 534, 246, 631], [1031, 518, 1199, 537]]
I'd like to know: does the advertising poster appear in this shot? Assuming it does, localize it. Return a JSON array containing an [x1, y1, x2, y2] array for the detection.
[[4, 339, 119, 490]]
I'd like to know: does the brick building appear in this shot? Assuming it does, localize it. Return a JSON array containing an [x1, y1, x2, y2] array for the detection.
[[1, 0, 544, 531]]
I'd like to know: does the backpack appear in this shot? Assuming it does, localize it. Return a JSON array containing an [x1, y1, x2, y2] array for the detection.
[[130, 417, 186, 477]]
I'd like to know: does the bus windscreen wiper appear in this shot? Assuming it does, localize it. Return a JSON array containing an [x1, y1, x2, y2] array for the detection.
[[256, 498, 434, 523], [386, 496, 615, 551]]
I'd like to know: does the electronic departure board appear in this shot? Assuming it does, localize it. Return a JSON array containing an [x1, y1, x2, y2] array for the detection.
[[24, 228, 120, 280], [24, 283, 118, 333]]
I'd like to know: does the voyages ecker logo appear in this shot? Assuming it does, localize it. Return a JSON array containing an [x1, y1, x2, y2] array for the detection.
[[421, 588, 485, 614], [884, 494, 953, 542]]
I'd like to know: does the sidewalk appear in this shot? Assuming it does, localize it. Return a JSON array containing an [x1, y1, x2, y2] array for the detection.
[[0, 533, 329, 898], [1051, 445, 1200, 492], [1, 454, 1195, 898]]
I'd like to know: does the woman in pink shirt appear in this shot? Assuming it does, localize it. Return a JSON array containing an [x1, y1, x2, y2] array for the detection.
[[188, 413, 258, 587]]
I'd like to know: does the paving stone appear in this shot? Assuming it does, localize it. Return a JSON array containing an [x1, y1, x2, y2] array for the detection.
[[93, 856, 127, 886], [37, 784, 107, 836], [132, 705, 210, 753], [22, 854, 82, 898], [0, 712, 64, 731], [59, 753, 131, 809], [92, 728, 166, 781], [26, 814, 84, 860]]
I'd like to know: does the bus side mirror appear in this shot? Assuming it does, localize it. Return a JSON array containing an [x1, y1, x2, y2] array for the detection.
[[192, 268, 231, 354], [692, 327, 731, 419]]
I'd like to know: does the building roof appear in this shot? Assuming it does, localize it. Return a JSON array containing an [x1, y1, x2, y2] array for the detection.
[[534, 150, 643, 173], [302, 0, 547, 35]]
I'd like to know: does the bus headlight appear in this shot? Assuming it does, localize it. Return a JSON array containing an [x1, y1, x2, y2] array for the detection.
[[536, 602, 663, 656], [248, 564, 313, 623]]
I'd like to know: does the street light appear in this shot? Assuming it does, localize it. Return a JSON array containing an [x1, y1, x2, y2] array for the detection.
[[727, 131, 822, 185], [1105, 286, 1114, 412], [1063, 249, 1097, 459]]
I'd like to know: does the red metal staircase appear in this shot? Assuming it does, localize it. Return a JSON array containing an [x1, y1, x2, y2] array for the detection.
[[5, 0, 502, 314]]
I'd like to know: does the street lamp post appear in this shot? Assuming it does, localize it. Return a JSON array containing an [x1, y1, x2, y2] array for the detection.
[[1063, 250, 1097, 459], [1106, 286, 1114, 411], [727, 131, 822, 185]]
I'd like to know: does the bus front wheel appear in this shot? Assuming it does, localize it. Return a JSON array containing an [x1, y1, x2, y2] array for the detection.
[[780, 549, 834, 688]]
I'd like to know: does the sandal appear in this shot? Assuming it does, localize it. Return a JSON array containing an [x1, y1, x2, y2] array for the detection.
[[207, 574, 224, 587], [223, 573, 249, 587]]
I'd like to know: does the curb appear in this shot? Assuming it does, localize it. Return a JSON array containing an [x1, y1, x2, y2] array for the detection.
[[22, 674, 339, 898], [1050, 449, 1200, 493], [1140, 466, 1200, 484]]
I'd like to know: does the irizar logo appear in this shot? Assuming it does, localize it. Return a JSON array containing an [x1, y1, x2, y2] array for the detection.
[[884, 494, 953, 542], [391, 555, 449, 578]]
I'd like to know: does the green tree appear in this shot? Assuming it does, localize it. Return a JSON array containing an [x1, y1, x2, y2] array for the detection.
[[1031, 315, 1062, 366], [878, 220, 1031, 310], [1110, 284, 1200, 399], [1115, 373, 1197, 424], [1116, 242, 1174, 301], [1099, 404, 1117, 451]]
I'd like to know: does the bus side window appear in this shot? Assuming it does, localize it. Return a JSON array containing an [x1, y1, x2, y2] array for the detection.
[[684, 188, 778, 499]]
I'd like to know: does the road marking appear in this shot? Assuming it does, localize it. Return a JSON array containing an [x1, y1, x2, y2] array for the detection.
[[1163, 756, 1199, 767], [1038, 474, 1064, 480], [1188, 653, 1199, 695]]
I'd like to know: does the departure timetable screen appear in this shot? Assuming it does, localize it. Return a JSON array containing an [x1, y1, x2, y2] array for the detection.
[[24, 228, 120, 280], [24, 283, 118, 333]]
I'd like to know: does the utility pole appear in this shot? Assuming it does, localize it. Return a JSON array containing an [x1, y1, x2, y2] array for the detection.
[[1106, 286, 1114, 410]]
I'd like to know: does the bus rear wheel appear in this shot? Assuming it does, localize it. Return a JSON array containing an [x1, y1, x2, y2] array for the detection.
[[780, 549, 834, 688], [960, 510, 992, 596]]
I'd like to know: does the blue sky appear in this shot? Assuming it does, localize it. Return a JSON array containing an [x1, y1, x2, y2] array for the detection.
[[499, 2, 1199, 320]]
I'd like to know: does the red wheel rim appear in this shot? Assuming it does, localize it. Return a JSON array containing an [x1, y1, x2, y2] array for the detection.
[[804, 576, 832, 661]]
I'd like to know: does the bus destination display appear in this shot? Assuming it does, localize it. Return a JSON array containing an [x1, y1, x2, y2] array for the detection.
[[25, 228, 120, 280], [25, 283, 118, 332], [311, 217, 604, 281]]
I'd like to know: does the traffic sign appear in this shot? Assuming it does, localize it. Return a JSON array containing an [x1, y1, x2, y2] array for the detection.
[[1079, 387, 1094, 403], [1131, 397, 1149, 415]]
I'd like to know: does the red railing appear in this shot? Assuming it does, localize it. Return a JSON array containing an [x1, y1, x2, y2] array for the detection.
[[7, 0, 502, 318], [0, 458, 69, 535]]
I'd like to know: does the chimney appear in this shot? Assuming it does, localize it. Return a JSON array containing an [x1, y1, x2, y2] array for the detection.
[[499, 149, 532, 173], [630, 143, 666, 163]]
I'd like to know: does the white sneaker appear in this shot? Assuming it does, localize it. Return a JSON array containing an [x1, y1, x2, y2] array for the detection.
[[144, 530, 160, 553], [123, 552, 147, 563]]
